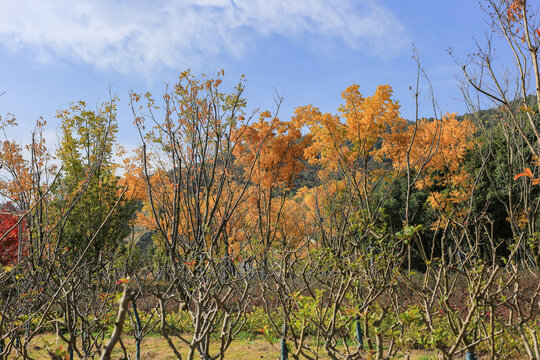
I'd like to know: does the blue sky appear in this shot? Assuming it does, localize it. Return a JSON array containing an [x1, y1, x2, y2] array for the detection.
[[0, 0, 493, 149]]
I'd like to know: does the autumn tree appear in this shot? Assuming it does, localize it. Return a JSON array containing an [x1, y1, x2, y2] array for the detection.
[[294, 84, 407, 252], [381, 114, 478, 262], [0, 203, 25, 265], [233, 112, 310, 263], [250, 85, 408, 360], [132, 70, 276, 360]]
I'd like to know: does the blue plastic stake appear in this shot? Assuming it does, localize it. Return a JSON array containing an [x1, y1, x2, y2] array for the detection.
[[281, 338, 289, 360], [355, 320, 364, 348], [281, 322, 288, 360]]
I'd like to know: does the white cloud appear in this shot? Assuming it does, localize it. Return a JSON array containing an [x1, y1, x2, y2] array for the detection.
[[0, 0, 406, 74]]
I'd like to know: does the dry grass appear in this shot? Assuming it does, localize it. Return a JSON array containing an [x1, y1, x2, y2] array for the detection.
[[27, 334, 436, 359]]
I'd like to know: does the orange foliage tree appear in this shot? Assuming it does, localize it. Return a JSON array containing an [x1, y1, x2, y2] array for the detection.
[[293, 84, 406, 247], [233, 112, 310, 256], [381, 114, 477, 225], [131, 70, 288, 360]]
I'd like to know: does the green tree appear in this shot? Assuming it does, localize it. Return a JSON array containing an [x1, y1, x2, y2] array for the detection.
[[54, 99, 136, 263]]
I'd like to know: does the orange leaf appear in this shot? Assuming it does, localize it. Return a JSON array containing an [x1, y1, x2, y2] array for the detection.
[[515, 168, 533, 180]]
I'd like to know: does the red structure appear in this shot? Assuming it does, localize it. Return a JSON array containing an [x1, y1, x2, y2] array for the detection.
[[0, 203, 26, 265]]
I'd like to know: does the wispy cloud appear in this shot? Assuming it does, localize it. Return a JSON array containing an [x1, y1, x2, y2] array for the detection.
[[0, 0, 406, 74]]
